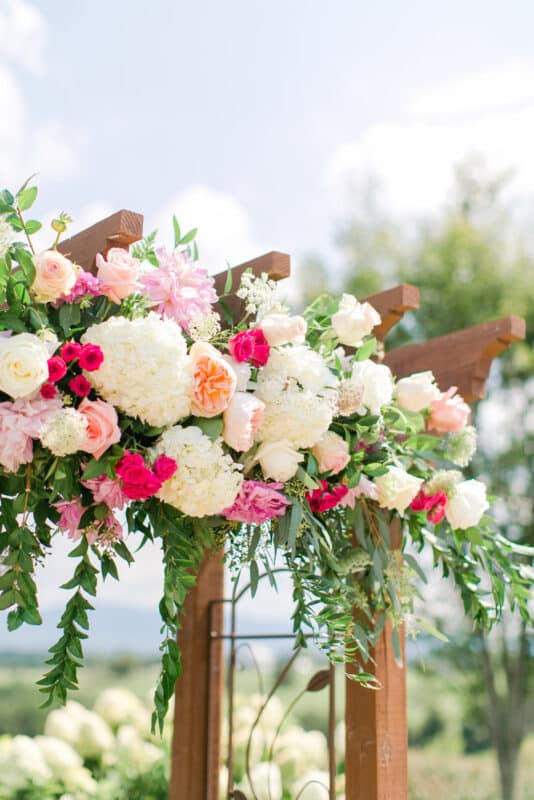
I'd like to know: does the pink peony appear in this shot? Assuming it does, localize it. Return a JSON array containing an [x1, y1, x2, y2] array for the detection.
[[78, 398, 121, 460], [59, 270, 103, 304], [0, 394, 62, 472], [96, 247, 140, 304], [223, 392, 265, 452], [338, 476, 379, 508], [81, 473, 128, 510], [222, 480, 290, 524], [306, 480, 349, 513], [54, 498, 85, 540], [228, 329, 270, 367], [139, 247, 217, 332], [427, 387, 470, 433], [79, 343, 104, 372]]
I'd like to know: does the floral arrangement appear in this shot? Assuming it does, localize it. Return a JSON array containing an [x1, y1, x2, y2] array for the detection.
[[0, 181, 531, 732]]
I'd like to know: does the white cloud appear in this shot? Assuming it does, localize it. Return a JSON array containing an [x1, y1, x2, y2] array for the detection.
[[151, 185, 264, 274], [326, 61, 534, 218], [0, 0, 45, 73]]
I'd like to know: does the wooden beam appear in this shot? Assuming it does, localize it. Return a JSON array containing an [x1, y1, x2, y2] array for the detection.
[[214, 251, 291, 323], [58, 210, 144, 271], [364, 284, 420, 341], [385, 315, 526, 401]]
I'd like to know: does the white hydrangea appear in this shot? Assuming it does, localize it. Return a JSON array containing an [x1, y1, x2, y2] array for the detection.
[[0, 215, 14, 258], [40, 407, 88, 456], [44, 700, 114, 760], [94, 688, 150, 732], [255, 344, 338, 449], [82, 313, 192, 426], [116, 725, 163, 771], [0, 735, 52, 790], [153, 425, 243, 516], [35, 736, 98, 794]]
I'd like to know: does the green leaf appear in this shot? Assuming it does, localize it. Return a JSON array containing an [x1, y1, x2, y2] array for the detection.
[[172, 215, 181, 248], [223, 263, 233, 294], [179, 227, 197, 245], [196, 416, 223, 441], [0, 189, 14, 206], [250, 560, 259, 597], [14, 248, 35, 285], [355, 337, 377, 361], [82, 457, 109, 480], [416, 616, 449, 643], [391, 626, 403, 667], [17, 186, 38, 211], [24, 219, 42, 235]]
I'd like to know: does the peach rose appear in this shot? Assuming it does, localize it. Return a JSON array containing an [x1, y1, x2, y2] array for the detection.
[[31, 251, 77, 303], [260, 313, 307, 346], [78, 398, 121, 459], [427, 387, 470, 433], [96, 247, 140, 304], [190, 342, 237, 418], [312, 431, 350, 475], [223, 392, 265, 452]]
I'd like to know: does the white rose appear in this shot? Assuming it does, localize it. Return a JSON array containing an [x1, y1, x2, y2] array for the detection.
[[252, 440, 304, 482], [350, 360, 393, 414], [0, 332, 49, 398], [445, 479, 489, 530], [31, 250, 77, 303], [260, 313, 307, 346], [332, 294, 381, 347], [312, 431, 350, 475], [395, 371, 440, 412], [375, 466, 423, 513]]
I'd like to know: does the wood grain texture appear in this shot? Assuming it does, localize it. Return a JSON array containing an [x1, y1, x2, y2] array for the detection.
[[169, 553, 225, 800], [214, 251, 290, 323], [364, 284, 420, 341], [58, 210, 144, 272], [385, 315, 526, 401]]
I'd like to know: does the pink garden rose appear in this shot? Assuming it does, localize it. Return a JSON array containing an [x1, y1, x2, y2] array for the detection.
[[190, 341, 237, 418], [96, 247, 140, 304], [311, 431, 350, 475], [223, 392, 265, 452], [139, 247, 217, 332], [78, 398, 121, 460], [427, 387, 470, 433], [31, 251, 77, 303], [222, 480, 290, 524], [81, 473, 128, 510]]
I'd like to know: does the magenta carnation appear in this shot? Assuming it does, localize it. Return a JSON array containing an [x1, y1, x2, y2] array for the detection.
[[306, 480, 349, 513], [139, 247, 217, 332], [222, 480, 290, 524], [0, 395, 62, 473]]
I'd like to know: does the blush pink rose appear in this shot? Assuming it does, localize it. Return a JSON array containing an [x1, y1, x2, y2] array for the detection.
[[96, 247, 140, 304], [78, 398, 121, 459], [427, 387, 470, 433], [311, 431, 350, 475], [190, 341, 237, 418], [259, 313, 307, 346], [223, 392, 265, 452], [31, 251, 77, 303]]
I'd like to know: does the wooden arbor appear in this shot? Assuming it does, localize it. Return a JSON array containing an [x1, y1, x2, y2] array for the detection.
[[59, 210, 525, 800]]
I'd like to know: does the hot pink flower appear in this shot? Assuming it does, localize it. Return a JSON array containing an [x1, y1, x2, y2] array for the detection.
[[410, 489, 447, 524], [59, 270, 103, 304], [153, 454, 178, 481], [139, 247, 217, 332], [0, 394, 62, 472], [427, 387, 470, 434], [306, 480, 349, 513], [54, 498, 85, 540], [79, 343, 104, 372], [47, 356, 67, 383], [69, 375, 92, 398], [82, 473, 128, 510], [115, 451, 162, 500], [40, 383, 57, 399], [228, 329, 270, 367], [222, 480, 290, 524], [60, 342, 82, 362]]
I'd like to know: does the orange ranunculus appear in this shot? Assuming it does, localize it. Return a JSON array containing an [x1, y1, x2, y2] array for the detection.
[[190, 341, 237, 418]]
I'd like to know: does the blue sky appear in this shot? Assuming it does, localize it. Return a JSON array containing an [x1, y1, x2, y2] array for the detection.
[[2, 0, 534, 630]]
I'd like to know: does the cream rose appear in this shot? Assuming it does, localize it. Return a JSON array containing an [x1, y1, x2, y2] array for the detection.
[[251, 440, 304, 482], [0, 332, 49, 398], [350, 360, 393, 414], [445, 479, 489, 530], [312, 431, 350, 475], [375, 466, 423, 513], [332, 294, 381, 347], [223, 392, 265, 452], [395, 371, 440, 412], [31, 251, 77, 303], [260, 313, 307, 346]]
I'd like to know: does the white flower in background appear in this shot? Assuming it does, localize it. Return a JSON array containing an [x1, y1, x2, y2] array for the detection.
[[375, 466, 423, 513], [116, 725, 163, 771], [44, 704, 83, 747], [331, 294, 381, 348], [259, 312, 307, 346], [335, 720, 345, 760], [153, 425, 243, 516], [292, 771, 330, 799], [445, 425, 477, 467], [426, 469, 463, 496], [349, 360, 394, 414], [249, 439, 304, 482], [237, 271, 285, 319], [0, 214, 14, 257], [93, 688, 150, 732], [0, 735, 52, 790], [275, 727, 328, 784], [31, 250, 77, 303], [239, 761, 283, 800], [312, 431, 350, 475], [0, 331, 49, 398], [255, 344, 337, 449], [35, 735, 98, 795], [45, 700, 114, 761], [445, 479, 489, 530], [82, 313, 192, 426], [40, 407, 88, 456], [395, 371, 440, 412]]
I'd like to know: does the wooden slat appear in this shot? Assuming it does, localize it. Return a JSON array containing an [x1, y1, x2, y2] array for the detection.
[[385, 315, 526, 401], [364, 284, 420, 341], [214, 251, 290, 323], [58, 209, 144, 271]]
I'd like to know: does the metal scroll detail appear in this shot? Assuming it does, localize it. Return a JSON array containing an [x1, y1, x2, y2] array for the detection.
[[208, 573, 338, 800]]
